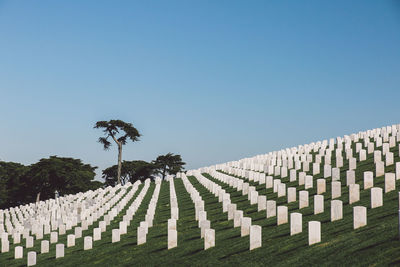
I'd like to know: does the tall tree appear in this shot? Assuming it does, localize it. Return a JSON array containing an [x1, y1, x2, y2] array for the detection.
[[102, 160, 156, 186], [153, 153, 185, 179], [94, 120, 141, 185]]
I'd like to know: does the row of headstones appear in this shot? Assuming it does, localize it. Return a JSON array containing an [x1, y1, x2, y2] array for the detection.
[[137, 180, 162, 245], [219, 125, 400, 174], [203, 169, 384, 231], [207, 169, 386, 217], [0, 184, 127, 244], [0, 183, 124, 235], [167, 177, 178, 249], [191, 172, 262, 250], [180, 174, 215, 250], [235, 124, 399, 168], [198, 171, 380, 247], [227, 148, 399, 184], [112, 180, 152, 244], [191, 171, 324, 249], [221, 141, 398, 186], [215, 159, 398, 204], [0, 187, 125, 252], [1, 181, 145, 265]]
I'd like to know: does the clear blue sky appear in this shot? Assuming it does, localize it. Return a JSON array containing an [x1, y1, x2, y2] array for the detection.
[[1, 0, 399, 179]]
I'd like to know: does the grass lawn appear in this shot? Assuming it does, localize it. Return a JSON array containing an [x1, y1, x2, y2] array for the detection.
[[1, 141, 400, 266]]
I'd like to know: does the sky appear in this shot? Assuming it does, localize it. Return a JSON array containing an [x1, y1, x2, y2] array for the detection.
[[1, 0, 400, 180]]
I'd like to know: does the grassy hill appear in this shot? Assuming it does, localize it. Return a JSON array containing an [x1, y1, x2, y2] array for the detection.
[[1, 139, 400, 266]]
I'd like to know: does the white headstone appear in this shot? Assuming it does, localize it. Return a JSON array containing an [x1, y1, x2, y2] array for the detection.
[[257, 196, 266, 211], [277, 206, 288, 225], [204, 229, 215, 250], [290, 213, 302, 236], [14, 245, 23, 259], [168, 229, 177, 249], [84, 236, 92, 250], [67, 234, 75, 247], [27, 251, 36, 266], [308, 221, 321, 245], [331, 181, 341, 199], [50, 232, 58, 244], [287, 187, 296, 203], [249, 225, 262, 250], [93, 227, 101, 241], [74, 227, 82, 239], [349, 184, 360, 204], [234, 210, 243, 227], [26, 236, 34, 248], [314, 195, 324, 215], [385, 173, 396, 193], [41, 240, 49, 253], [371, 187, 383, 208], [56, 243, 64, 258], [331, 200, 343, 221], [299, 191, 309, 209], [137, 226, 146, 245], [353, 206, 367, 229], [266, 200, 276, 218], [317, 179, 326, 194], [376, 161, 384, 177], [305, 175, 313, 189], [241, 217, 252, 237], [346, 170, 355, 186], [364, 172, 374, 189]]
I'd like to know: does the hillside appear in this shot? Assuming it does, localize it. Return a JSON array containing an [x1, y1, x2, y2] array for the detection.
[[1, 125, 400, 266]]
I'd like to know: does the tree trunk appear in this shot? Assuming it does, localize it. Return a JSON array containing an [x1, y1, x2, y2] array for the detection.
[[117, 144, 122, 185], [162, 166, 167, 180], [36, 192, 41, 203]]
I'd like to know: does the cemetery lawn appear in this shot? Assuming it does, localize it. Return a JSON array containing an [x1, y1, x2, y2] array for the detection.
[[1, 144, 400, 266]]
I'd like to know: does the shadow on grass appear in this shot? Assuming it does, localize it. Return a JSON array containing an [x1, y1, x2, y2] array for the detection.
[[219, 248, 248, 260]]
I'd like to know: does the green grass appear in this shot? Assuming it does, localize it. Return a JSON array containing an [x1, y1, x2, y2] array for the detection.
[[1, 141, 400, 266]]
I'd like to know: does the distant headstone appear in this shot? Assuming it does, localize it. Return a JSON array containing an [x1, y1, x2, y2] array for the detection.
[[41, 240, 49, 253], [27, 251, 36, 266], [168, 229, 177, 249], [385, 173, 396, 193], [84, 236, 92, 250], [308, 221, 321, 245], [67, 234, 75, 247], [290, 213, 302, 235], [317, 179, 326, 195], [364, 172, 374, 189], [371, 187, 383, 208], [249, 225, 262, 250], [353, 206, 367, 229], [241, 217, 252, 237], [277, 206, 288, 225], [287, 187, 296, 203], [299, 191, 309, 209], [56, 243, 64, 259], [314, 195, 324, 215], [331, 181, 341, 199], [331, 200, 343, 221], [266, 200, 276, 218], [349, 184, 360, 204], [204, 229, 215, 250], [14, 246, 23, 259]]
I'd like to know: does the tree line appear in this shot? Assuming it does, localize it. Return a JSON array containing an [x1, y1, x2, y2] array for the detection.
[[0, 119, 185, 209]]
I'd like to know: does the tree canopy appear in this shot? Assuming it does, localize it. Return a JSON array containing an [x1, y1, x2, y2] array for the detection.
[[102, 160, 157, 186], [0, 161, 29, 209], [0, 156, 102, 209], [153, 153, 185, 179]]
